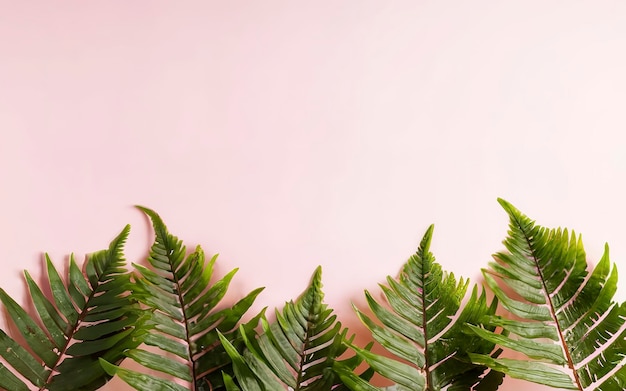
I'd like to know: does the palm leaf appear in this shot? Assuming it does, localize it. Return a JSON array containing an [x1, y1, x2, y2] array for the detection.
[[101, 207, 263, 391], [219, 266, 369, 390], [0, 225, 139, 391], [468, 199, 626, 389], [336, 225, 503, 391]]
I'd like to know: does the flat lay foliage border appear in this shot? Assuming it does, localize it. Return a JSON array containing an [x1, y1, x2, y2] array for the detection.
[[0, 200, 624, 391]]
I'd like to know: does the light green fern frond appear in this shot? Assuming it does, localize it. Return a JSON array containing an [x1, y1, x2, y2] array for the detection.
[[0, 226, 139, 391], [468, 199, 626, 390], [101, 207, 263, 391], [336, 225, 503, 391], [219, 266, 367, 391]]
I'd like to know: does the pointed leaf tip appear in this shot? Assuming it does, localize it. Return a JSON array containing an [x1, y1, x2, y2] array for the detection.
[[418, 224, 435, 253], [497, 198, 523, 219], [497, 198, 513, 210], [135, 205, 161, 221], [99, 359, 118, 376], [107, 224, 131, 258], [310, 266, 324, 295], [135, 206, 170, 240]]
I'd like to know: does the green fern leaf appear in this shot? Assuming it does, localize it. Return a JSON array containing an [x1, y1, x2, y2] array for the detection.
[[0, 225, 139, 391], [468, 199, 626, 390], [337, 225, 502, 391], [102, 207, 263, 391], [219, 266, 366, 390]]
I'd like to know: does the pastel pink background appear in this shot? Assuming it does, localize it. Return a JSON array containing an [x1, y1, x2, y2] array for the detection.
[[1, 2, 625, 390]]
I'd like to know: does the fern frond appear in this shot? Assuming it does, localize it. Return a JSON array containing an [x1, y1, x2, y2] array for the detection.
[[337, 225, 503, 391], [0, 225, 139, 391], [102, 207, 263, 391], [468, 199, 626, 390], [219, 266, 366, 390]]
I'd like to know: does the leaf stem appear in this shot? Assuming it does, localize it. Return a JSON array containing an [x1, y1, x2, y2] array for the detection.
[[170, 256, 197, 391], [513, 215, 584, 391], [420, 258, 432, 391]]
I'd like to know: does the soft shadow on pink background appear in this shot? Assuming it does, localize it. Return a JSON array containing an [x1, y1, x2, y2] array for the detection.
[[2, 2, 626, 390]]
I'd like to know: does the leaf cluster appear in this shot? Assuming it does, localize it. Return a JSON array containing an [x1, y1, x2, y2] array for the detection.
[[0, 200, 624, 391]]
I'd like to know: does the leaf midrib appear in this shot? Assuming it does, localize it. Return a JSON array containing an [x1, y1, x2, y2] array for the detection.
[[420, 257, 431, 391], [512, 215, 584, 391], [169, 253, 197, 391], [41, 260, 123, 390], [294, 318, 315, 391]]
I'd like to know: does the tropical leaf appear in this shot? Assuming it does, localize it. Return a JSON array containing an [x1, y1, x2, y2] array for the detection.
[[0, 225, 139, 391], [468, 199, 626, 390], [336, 225, 503, 391], [219, 266, 369, 390], [101, 207, 263, 391]]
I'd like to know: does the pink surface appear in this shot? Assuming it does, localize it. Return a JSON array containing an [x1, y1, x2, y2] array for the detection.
[[2, 2, 626, 390]]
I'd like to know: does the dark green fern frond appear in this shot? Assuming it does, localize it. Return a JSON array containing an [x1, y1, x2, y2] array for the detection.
[[468, 199, 626, 390], [219, 266, 366, 391], [101, 207, 263, 391], [0, 225, 139, 391], [336, 225, 503, 391]]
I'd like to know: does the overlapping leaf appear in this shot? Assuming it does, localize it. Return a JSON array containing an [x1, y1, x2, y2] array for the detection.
[[101, 207, 263, 391], [0, 226, 139, 391], [336, 225, 503, 391], [468, 199, 626, 390], [219, 266, 368, 391]]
